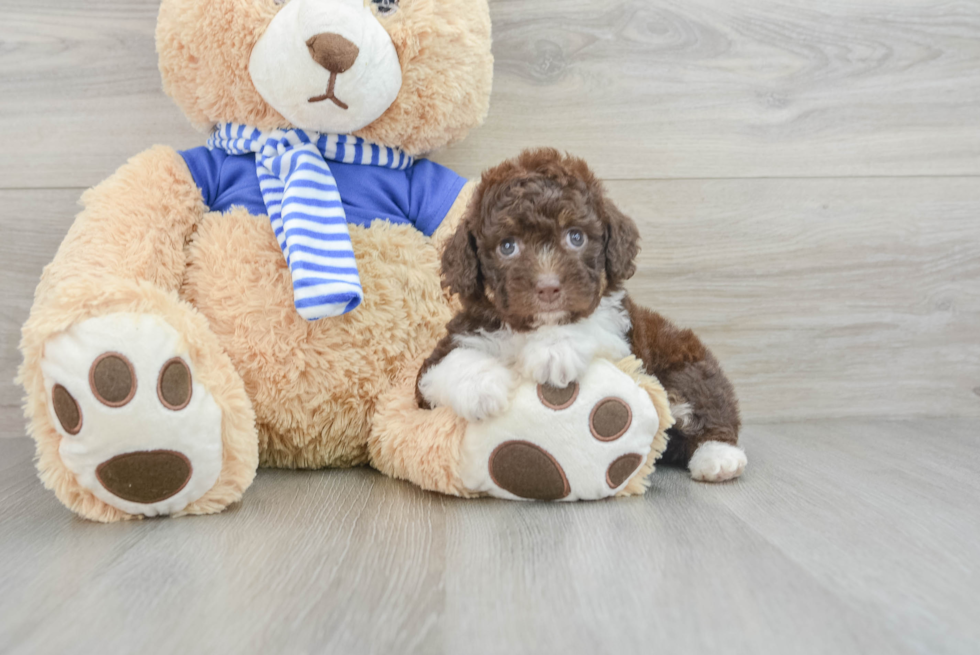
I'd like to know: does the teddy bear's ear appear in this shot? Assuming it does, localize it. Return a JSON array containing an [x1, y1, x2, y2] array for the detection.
[[441, 221, 484, 303], [353, 0, 494, 155], [157, 0, 284, 132], [602, 197, 641, 289]]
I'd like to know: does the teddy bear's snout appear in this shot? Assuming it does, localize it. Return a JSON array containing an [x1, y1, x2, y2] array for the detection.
[[306, 33, 359, 75]]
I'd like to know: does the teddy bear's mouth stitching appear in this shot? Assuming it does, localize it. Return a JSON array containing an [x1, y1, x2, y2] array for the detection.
[[308, 72, 349, 110]]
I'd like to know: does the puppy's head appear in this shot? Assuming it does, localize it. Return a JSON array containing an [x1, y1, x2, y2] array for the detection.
[[442, 148, 640, 331]]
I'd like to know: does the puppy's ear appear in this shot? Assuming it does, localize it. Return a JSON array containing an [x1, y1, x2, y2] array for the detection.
[[603, 197, 640, 288], [441, 222, 484, 302]]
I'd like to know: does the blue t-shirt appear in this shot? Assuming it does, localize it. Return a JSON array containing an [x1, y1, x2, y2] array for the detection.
[[179, 146, 466, 237]]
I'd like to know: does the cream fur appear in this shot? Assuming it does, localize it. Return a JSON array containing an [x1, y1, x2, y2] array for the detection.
[[370, 355, 674, 499], [249, 0, 402, 133], [418, 348, 516, 423], [183, 209, 456, 469], [460, 358, 663, 501], [157, 0, 493, 155], [689, 441, 747, 483]]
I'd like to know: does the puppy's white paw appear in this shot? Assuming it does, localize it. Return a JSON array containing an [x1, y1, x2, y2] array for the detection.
[[453, 367, 514, 422], [689, 441, 747, 482], [522, 338, 590, 388], [419, 349, 516, 422]]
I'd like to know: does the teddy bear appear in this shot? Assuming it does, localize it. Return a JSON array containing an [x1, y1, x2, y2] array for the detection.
[[19, 0, 674, 522]]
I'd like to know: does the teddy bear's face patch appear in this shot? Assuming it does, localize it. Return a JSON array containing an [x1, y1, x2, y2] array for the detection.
[[250, 0, 402, 134]]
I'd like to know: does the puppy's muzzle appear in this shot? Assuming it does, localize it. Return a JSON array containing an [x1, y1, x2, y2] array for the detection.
[[536, 273, 563, 307], [537, 282, 562, 305]]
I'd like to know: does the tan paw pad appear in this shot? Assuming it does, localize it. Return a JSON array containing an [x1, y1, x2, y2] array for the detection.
[[590, 397, 632, 442], [461, 360, 662, 501], [537, 382, 579, 410], [89, 353, 136, 408], [96, 450, 193, 504], [489, 440, 570, 501], [158, 358, 192, 410], [606, 453, 643, 488], [52, 384, 82, 435]]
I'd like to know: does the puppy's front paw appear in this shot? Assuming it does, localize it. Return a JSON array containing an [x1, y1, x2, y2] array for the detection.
[[453, 365, 515, 422], [523, 339, 590, 388], [419, 349, 516, 422], [689, 441, 747, 482]]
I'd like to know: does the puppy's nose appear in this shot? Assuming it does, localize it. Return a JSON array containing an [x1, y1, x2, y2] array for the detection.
[[536, 282, 562, 304], [306, 33, 359, 74]]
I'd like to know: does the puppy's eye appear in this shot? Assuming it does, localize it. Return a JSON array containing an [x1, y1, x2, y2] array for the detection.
[[370, 0, 399, 15], [565, 229, 587, 249], [498, 238, 520, 258]]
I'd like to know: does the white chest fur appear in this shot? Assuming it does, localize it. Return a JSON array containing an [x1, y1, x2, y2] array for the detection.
[[455, 290, 632, 384], [418, 291, 634, 423]]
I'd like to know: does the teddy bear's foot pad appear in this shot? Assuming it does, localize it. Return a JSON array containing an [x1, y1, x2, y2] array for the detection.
[[41, 314, 223, 516], [489, 441, 571, 500], [461, 359, 661, 501]]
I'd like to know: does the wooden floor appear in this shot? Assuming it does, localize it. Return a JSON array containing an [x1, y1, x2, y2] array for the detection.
[[2, 0, 979, 426], [2, 420, 979, 654], [1, 1, 979, 653]]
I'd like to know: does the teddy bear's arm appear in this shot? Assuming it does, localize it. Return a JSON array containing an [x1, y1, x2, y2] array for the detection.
[[19, 146, 258, 522], [32, 145, 208, 305]]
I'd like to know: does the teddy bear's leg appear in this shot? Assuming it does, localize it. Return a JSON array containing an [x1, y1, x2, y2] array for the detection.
[[369, 358, 476, 497], [18, 146, 258, 521]]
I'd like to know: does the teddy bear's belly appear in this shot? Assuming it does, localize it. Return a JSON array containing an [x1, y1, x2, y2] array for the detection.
[[181, 207, 455, 469]]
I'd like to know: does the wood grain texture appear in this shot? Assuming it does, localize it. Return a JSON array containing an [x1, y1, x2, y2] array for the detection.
[[1, 0, 979, 187], [438, 0, 980, 180], [1, 420, 978, 654], [612, 176, 980, 421], [0, 190, 79, 441]]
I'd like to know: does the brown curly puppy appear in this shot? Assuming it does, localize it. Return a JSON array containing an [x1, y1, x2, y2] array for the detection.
[[417, 149, 745, 482]]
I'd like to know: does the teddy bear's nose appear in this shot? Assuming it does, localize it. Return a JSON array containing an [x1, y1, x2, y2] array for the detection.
[[306, 33, 360, 74]]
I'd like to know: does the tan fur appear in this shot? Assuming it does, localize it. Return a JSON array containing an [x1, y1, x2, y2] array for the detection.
[[156, 0, 493, 156], [369, 355, 476, 497], [20, 0, 494, 520], [19, 146, 258, 522], [183, 210, 456, 470], [157, 0, 282, 133], [613, 357, 674, 497]]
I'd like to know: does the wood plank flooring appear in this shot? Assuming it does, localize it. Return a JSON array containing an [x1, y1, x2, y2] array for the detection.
[[1, 420, 978, 655], [1, 0, 978, 429], [3, 177, 979, 430], [1, 2, 979, 650], [2, 0, 979, 185]]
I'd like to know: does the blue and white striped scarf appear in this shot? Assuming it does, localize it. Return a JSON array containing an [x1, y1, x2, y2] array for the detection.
[[207, 123, 414, 320]]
